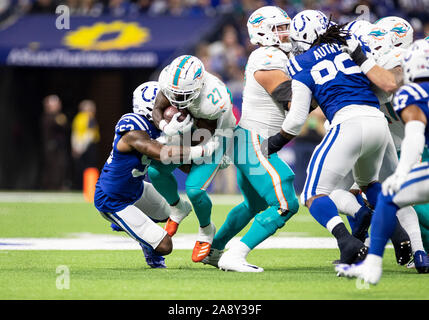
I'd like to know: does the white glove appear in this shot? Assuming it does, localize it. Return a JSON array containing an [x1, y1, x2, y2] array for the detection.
[[189, 137, 220, 160], [382, 171, 408, 196], [160, 113, 193, 136]]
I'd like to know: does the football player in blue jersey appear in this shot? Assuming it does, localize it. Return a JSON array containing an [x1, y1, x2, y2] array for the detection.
[[336, 39, 429, 284], [93, 81, 218, 268], [265, 10, 400, 264]]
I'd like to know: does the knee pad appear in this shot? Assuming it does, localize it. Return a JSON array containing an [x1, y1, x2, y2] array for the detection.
[[254, 207, 293, 235], [186, 187, 210, 205], [288, 196, 300, 215]]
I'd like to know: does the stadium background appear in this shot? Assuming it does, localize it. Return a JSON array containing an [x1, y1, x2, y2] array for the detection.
[[0, 0, 428, 194]]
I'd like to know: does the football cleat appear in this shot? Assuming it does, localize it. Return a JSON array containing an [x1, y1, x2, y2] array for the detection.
[[338, 235, 368, 264], [351, 206, 373, 243], [218, 251, 264, 273], [390, 219, 412, 265], [393, 240, 412, 265], [164, 198, 192, 237], [192, 241, 212, 262], [413, 250, 429, 274], [335, 260, 382, 285], [139, 243, 166, 269], [192, 222, 216, 262], [202, 248, 224, 268]]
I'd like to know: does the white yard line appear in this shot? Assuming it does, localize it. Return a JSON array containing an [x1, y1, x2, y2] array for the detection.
[[0, 192, 244, 204], [0, 234, 392, 250]]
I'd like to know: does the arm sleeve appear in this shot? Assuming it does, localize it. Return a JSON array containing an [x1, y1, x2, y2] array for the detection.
[[395, 120, 426, 175], [271, 80, 292, 110], [281, 80, 312, 136]]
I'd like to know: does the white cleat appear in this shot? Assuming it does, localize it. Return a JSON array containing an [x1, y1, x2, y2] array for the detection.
[[202, 248, 224, 268], [218, 251, 264, 273], [335, 260, 382, 285]]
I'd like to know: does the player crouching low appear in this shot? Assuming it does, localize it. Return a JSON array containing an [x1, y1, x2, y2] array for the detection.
[[94, 81, 218, 268]]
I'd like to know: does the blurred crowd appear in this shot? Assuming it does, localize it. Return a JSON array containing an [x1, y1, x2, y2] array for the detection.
[[40, 95, 99, 190], [5, 0, 428, 191]]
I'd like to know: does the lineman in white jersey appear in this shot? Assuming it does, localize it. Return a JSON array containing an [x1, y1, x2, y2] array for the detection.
[[239, 37, 291, 138], [204, 6, 300, 272], [329, 19, 429, 269]]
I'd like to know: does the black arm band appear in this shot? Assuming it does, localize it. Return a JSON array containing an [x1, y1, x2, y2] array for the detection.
[[271, 80, 292, 110], [350, 44, 368, 67], [267, 132, 291, 155]]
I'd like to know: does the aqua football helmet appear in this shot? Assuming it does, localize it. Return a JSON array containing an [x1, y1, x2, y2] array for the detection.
[[159, 55, 205, 109]]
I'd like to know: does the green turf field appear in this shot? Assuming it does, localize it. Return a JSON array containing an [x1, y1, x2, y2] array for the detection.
[[0, 192, 428, 300]]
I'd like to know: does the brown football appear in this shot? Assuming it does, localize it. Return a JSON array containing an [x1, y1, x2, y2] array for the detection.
[[163, 106, 190, 123]]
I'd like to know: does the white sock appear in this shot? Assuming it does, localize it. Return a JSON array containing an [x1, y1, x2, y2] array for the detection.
[[198, 223, 215, 243], [170, 198, 189, 223], [365, 254, 383, 269], [329, 190, 362, 217], [326, 216, 344, 234], [227, 241, 251, 259], [397, 206, 425, 253]]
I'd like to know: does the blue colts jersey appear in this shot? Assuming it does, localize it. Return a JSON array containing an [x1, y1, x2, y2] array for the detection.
[[394, 81, 429, 147], [94, 113, 161, 213], [286, 43, 380, 122]]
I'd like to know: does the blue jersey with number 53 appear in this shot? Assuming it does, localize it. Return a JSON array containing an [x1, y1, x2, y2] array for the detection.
[[286, 43, 380, 122], [94, 113, 161, 213]]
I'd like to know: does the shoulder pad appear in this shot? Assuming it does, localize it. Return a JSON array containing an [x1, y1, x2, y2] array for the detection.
[[249, 47, 288, 71], [115, 113, 150, 134]]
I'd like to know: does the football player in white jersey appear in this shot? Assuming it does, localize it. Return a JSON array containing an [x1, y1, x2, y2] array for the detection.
[[203, 6, 300, 272], [329, 19, 429, 270], [336, 39, 429, 284], [149, 55, 237, 263]]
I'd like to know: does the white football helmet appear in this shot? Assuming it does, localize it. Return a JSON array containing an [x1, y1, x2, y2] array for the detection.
[[365, 26, 394, 62], [247, 6, 292, 52], [375, 16, 413, 49], [132, 81, 159, 121], [344, 19, 373, 39], [290, 10, 329, 54], [402, 39, 429, 83], [159, 55, 205, 109]]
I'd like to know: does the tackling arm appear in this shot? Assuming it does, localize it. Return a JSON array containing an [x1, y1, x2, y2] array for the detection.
[[347, 42, 399, 93], [117, 130, 218, 163]]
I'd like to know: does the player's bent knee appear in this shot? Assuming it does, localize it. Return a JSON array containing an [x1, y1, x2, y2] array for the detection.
[[186, 187, 208, 205], [155, 234, 173, 256], [254, 207, 292, 236]]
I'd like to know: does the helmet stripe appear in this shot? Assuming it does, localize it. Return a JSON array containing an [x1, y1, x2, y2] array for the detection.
[[173, 55, 192, 86]]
